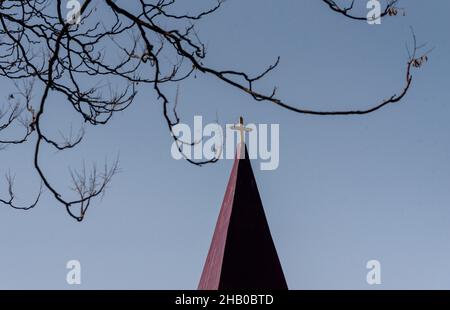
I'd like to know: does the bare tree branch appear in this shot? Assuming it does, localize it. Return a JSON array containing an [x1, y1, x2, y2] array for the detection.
[[0, 0, 428, 220], [322, 0, 404, 21], [0, 172, 43, 211]]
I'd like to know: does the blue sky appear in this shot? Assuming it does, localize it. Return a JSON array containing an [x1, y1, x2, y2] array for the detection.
[[0, 0, 450, 289]]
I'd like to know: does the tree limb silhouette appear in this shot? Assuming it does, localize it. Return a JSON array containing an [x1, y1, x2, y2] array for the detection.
[[0, 0, 429, 220], [322, 0, 403, 21]]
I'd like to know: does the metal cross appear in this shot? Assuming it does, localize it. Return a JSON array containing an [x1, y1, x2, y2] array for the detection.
[[231, 116, 252, 145]]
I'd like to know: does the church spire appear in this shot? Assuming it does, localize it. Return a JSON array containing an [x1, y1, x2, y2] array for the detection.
[[198, 142, 288, 290]]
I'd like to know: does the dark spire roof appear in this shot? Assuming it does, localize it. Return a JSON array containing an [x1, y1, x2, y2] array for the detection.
[[198, 144, 288, 290]]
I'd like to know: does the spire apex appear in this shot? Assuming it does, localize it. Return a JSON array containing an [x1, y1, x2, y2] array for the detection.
[[198, 145, 288, 290]]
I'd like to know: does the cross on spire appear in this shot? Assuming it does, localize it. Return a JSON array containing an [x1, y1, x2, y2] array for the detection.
[[230, 116, 252, 145]]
